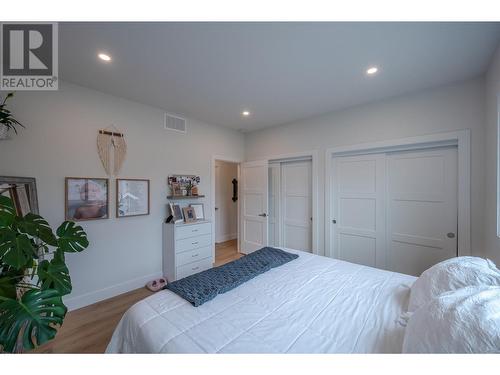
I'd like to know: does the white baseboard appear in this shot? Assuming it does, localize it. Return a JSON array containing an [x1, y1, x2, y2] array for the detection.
[[63, 272, 163, 311], [216, 233, 237, 243]]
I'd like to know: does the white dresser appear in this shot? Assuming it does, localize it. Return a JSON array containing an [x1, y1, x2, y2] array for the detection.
[[163, 220, 213, 281]]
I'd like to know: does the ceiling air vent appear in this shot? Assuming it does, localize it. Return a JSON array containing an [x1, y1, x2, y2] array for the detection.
[[164, 113, 187, 134]]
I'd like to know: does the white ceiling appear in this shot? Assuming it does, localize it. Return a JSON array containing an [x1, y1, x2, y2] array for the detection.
[[59, 22, 500, 132]]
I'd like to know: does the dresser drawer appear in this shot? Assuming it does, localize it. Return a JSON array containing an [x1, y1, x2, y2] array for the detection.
[[176, 246, 212, 267], [176, 257, 212, 280], [175, 222, 211, 240], [175, 234, 211, 253]]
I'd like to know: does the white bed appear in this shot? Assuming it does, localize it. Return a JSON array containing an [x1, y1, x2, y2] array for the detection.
[[106, 249, 416, 353]]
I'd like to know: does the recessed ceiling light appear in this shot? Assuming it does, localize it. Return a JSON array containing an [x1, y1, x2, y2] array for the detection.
[[98, 53, 112, 62], [242, 111, 250, 117], [366, 66, 378, 75]]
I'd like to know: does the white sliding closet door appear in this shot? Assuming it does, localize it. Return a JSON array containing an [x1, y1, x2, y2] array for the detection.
[[241, 160, 268, 254], [332, 154, 387, 268], [332, 147, 458, 276], [386, 148, 458, 276], [281, 160, 312, 252]]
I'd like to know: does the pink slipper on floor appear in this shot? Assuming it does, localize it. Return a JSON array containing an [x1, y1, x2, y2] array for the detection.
[[146, 278, 167, 292]]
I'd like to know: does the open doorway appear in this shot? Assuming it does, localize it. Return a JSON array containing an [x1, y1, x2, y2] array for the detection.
[[214, 160, 242, 266]]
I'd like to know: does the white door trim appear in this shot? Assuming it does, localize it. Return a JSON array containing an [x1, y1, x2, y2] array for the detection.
[[263, 150, 320, 255], [325, 130, 471, 258], [211, 155, 243, 263]]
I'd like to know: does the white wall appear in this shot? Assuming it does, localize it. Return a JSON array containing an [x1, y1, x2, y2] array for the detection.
[[215, 160, 238, 243], [245, 78, 486, 257], [0, 81, 245, 309], [484, 46, 500, 265], [0, 73, 491, 309]]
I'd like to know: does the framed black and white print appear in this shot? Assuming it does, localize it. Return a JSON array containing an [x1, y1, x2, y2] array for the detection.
[[116, 179, 150, 218]]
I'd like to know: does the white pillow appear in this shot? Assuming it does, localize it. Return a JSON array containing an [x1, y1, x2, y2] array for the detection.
[[408, 256, 500, 312], [402, 286, 500, 353]]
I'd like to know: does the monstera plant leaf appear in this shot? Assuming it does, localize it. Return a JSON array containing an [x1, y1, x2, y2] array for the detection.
[[56, 221, 89, 253], [0, 288, 66, 352], [0, 230, 34, 269], [0, 276, 16, 299], [16, 213, 57, 246], [38, 257, 72, 296], [0, 195, 16, 228]]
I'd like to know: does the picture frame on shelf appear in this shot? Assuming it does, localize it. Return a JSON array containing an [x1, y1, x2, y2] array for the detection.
[[182, 206, 196, 223], [190, 203, 204, 220], [116, 178, 150, 218], [65, 177, 109, 221], [170, 182, 182, 197], [170, 203, 183, 223]]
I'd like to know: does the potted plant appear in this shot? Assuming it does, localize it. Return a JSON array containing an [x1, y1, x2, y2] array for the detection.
[[0, 92, 25, 139], [0, 196, 89, 352]]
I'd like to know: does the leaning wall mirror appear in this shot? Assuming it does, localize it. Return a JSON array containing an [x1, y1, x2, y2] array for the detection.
[[0, 176, 39, 216]]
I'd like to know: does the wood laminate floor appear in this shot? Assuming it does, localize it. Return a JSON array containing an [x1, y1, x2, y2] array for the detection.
[[214, 239, 244, 266], [33, 240, 243, 353]]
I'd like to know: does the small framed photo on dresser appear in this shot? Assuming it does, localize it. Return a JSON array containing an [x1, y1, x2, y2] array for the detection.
[[190, 203, 204, 220], [182, 206, 197, 223], [116, 179, 150, 218]]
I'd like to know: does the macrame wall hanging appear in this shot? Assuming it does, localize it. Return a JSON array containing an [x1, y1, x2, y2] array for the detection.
[[97, 125, 127, 175]]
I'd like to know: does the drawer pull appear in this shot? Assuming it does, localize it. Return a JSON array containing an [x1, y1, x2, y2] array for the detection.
[[192, 229, 199, 232], [192, 241, 198, 245], [192, 266, 199, 271], [192, 253, 199, 257]]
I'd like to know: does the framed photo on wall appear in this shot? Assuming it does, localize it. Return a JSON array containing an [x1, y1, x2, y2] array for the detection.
[[116, 179, 150, 218], [65, 177, 109, 221]]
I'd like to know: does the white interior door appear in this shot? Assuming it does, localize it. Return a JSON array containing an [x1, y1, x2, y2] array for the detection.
[[332, 154, 386, 268], [281, 160, 312, 252], [241, 160, 268, 254], [214, 164, 222, 242], [386, 147, 458, 276], [268, 163, 280, 247]]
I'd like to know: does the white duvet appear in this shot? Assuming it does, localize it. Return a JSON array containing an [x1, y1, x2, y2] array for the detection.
[[106, 249, 416, 353]]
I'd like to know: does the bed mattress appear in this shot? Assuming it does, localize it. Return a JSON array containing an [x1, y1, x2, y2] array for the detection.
[[106, 249, 416, 353]]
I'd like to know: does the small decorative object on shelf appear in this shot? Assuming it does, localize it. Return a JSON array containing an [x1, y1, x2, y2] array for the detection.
[[168, 175, 201, 197]]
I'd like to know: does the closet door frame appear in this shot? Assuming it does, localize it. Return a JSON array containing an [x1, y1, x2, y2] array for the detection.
[[271, 159, 314, 252], [325, 130, 471, 259], [267, 150, 320, 255]]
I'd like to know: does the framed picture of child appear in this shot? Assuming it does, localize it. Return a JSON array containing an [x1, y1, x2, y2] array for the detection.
[[65, 177, 109, 221]]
